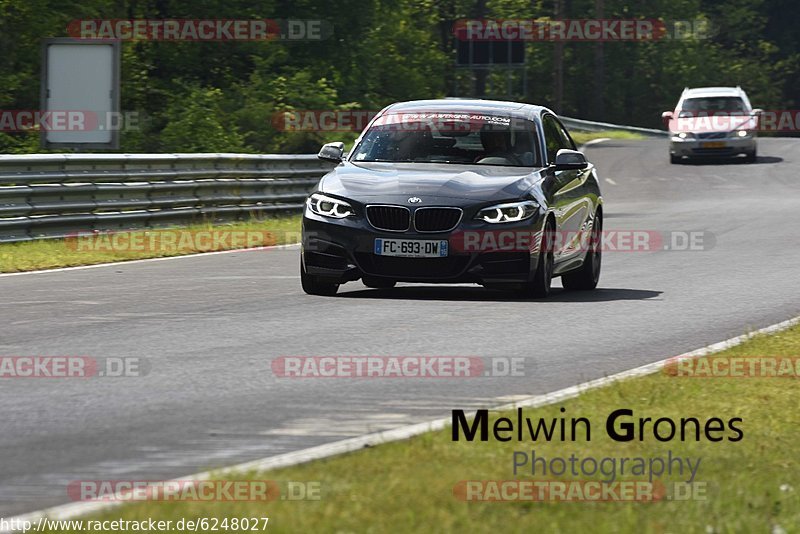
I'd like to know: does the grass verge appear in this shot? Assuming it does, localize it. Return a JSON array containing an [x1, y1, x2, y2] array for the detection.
[[572, 129, 646, 146], [40, 323, 800, 533], [0, 215, 302, 273]]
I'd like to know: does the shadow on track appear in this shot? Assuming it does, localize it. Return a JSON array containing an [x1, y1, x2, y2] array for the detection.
[[674, 156, 783, 166], [339, 286, 663, 303]]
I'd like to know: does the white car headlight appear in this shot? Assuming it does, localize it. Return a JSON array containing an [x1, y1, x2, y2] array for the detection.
[[306, 193, 354, 219], [737, 130, 751, 137], [476, 201, 538, 224]]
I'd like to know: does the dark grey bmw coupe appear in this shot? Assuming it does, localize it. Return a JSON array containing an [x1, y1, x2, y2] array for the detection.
[[301, 99, 603, 297]]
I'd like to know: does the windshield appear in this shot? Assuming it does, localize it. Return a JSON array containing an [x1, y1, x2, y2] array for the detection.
[[350, 112, 541, 167], [681, 97, 748, 114]]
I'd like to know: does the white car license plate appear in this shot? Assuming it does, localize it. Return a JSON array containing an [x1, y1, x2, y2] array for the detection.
[[374, 238, 448, 258]]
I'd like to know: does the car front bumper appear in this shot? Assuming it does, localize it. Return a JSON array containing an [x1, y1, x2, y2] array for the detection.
[[301, 209, 547, 285], [670, 135, 756, 158]]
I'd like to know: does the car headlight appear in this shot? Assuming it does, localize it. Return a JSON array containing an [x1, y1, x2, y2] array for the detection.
[[674, 132, 693, 140], [306, 193, 354, 219], [737, 130, 751, 137], [476, 201, 538, 224]]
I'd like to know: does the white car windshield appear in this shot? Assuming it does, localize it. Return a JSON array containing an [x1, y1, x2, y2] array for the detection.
[[681, 97, 748, 114]]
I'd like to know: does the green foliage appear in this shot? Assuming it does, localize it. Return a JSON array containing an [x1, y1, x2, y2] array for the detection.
[[231, 66, 346, 153], [159, 86, 245, 152], [0, 0, 798, 153], [0, 131, 40, 154]]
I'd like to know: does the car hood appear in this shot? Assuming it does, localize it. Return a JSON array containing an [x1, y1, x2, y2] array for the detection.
[[318, 161, 543, 204]]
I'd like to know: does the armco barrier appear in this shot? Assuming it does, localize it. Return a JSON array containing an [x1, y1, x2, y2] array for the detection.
[[0, 153, 335, 243], [560, 116, 668, 137]]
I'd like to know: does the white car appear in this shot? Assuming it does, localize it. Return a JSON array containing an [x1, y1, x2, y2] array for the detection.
[[662, 86, 761, 164]]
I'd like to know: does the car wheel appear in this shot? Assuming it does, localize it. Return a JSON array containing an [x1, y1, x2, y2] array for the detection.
[[362, 276, 396, 289], [670, 154, 681, 164], [522, 219, 555, 298], [300, 259, 339, 296], [744, 150, 757, 163], [562, 211, 602, 291]]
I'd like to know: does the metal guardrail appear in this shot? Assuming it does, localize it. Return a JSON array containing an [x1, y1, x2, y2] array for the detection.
[[560, 116, 668, 137], [0, 153, 335, 243]]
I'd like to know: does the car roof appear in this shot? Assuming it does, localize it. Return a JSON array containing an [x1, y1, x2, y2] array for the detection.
[[682, 87, 746, 98], [382, 99, 550, 119]]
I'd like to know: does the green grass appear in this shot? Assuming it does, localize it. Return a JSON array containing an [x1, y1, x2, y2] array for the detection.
[[40, 324, 800, 533], [0, 215, 302, 272], [572, 130, 646, 146]]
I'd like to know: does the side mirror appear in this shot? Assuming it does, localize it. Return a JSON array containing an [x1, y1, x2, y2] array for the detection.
[[318, 142, 345, 163], [661, 111, 674, 128], [554, 149, 588, 171], [749, 108, 763, 130]]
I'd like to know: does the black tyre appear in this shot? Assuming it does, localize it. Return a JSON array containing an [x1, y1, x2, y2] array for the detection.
[[522, 219, 555, 298], [670, 154, 681, 164], [362, 276, 396, 289], [562, 211, 602, 291], [744, 150, 757, 163], [300, 259, 339, 296]]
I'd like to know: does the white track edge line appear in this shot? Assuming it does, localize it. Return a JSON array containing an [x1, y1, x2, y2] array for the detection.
[[579, 137, 611, 150], [4, 313, 799, 531]]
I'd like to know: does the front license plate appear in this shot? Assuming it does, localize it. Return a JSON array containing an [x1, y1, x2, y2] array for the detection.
[[701, 141, 726, 149], [374, 239, 448, 258]]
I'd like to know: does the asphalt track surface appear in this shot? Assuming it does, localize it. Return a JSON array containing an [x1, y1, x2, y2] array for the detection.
[[1, 138, 799, 516]]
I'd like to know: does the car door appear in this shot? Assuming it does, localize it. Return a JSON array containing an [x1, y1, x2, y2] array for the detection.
[[541, 113, 588, 262], [555, 117, 596, 260]]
